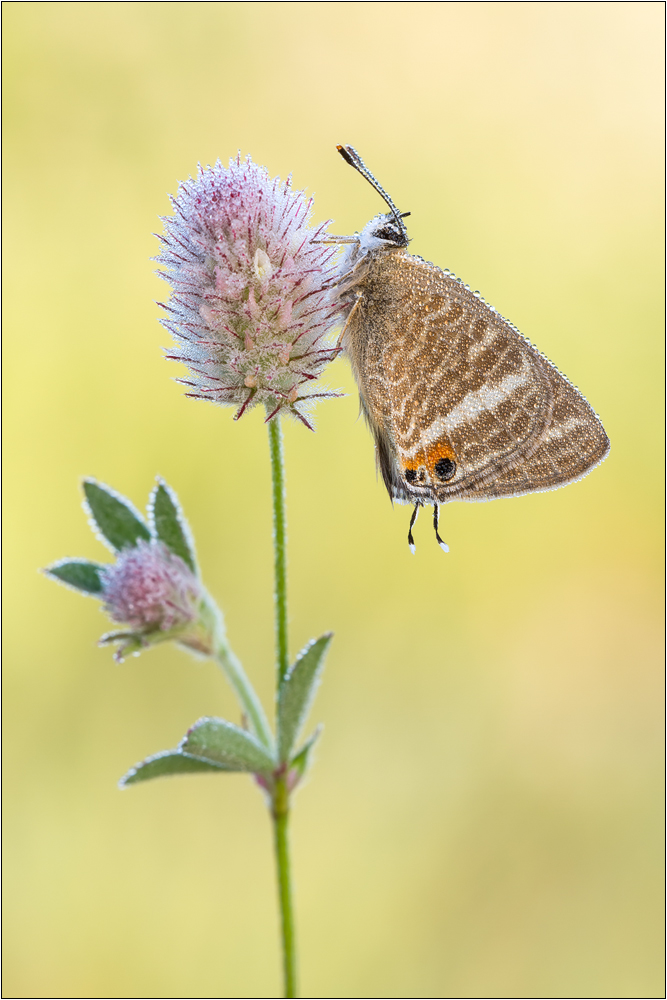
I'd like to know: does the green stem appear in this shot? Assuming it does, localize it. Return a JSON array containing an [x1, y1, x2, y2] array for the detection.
[[268, 416, 297, 997], [269, 417, 289, 684], [273, 775, 297, 998], [213, 634, 274, 752]]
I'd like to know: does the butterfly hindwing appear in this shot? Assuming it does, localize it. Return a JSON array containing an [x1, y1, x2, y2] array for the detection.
[[345, 252, 609, 505], [467, 360, 610, 499]]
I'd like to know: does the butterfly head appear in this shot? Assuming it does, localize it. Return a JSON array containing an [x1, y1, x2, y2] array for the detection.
[[358, 212, 410, 254]]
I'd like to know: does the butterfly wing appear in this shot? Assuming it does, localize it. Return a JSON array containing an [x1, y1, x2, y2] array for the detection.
[[344, 252, 609, 505], [462, 359, 610, 499]]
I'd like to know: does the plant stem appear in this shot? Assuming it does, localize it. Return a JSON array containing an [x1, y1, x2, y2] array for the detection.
[[268, 417, 289, 684], [213, 635, 274, 751], [268, 416, 297, 997], [273, 774, 297, 998]]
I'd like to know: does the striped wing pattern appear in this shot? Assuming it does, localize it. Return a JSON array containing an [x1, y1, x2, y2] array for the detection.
[[345, 253, 609, 505]]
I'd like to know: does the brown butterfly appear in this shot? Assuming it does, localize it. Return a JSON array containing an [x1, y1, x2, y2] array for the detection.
[[323, 144, 610, 552]]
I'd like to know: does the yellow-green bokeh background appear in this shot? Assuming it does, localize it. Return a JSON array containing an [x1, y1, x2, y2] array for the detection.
[[4, 3, 663, 997]]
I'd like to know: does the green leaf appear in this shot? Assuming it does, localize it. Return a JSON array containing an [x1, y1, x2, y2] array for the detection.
[[44, 558, 106, 595], [98, 630, 147, 662], [83, 479, 151, 552], [119, 749, 232, 787], [277, 633, 332, 762], [98, 629, 143, 645], [181, 717, 276, 773], [289, 725, 322, 783], [148, 479, 197, 573]]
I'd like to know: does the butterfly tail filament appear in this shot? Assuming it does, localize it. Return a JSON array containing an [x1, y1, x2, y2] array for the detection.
[[433, 504, 449, 553], [407, 504, 420, 554]]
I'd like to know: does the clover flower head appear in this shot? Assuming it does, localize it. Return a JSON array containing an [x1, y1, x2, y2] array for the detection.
[[155, 154, 343, 428], [101, 539, 199, 633]]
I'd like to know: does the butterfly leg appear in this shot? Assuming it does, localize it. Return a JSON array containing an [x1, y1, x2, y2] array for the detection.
[[433, 504, 449, 553], [407, 503, 420, 554], [336, 295, 361, 349]]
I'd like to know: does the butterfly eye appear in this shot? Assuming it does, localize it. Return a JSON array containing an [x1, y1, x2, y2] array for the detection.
[[434, 458, 456, 481], [374, 224, 403, 243]]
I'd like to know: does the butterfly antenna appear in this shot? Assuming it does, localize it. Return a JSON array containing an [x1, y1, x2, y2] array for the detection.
[[433, 504, 449, 553], [337, 144, 408, 233], [407, 503, 420, 554]]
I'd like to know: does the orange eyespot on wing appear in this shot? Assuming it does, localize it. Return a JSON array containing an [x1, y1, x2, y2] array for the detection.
[[426, 440, 457, 482], [403, 440, 458, 486]]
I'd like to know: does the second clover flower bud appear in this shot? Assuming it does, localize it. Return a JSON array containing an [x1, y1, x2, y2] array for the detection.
[[155, 154, 344, 428], [45, 479, 226, 665], [100, 540, 216, 662]]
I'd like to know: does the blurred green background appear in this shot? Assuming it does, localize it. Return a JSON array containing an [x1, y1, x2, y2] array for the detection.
[[3, 3, 663, 998]]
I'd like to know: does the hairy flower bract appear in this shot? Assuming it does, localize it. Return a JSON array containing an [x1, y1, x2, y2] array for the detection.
[[156, 155, 342, 427]]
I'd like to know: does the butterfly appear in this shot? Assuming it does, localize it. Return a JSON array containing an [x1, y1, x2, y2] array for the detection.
[[322, 144, 610, 552]]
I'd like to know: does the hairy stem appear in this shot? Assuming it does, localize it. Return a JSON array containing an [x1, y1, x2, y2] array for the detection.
[[269, 417, 289, 684], [268, 417, 297, 996], [273, 774, 297, 998], [213, 634, 274, 751]]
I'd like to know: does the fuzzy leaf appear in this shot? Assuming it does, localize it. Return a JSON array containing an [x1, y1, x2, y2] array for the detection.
[[98, 630, 147, 662], [289, 725, 322, 782], [277, 633, 332, 762], [83, 479, 151, 552], [98, 629, 144, 646], [44, 558, 106, 595], [119, 749, 232, 787], [149, 479, 197, 573], [181, 717, 275, 773]]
